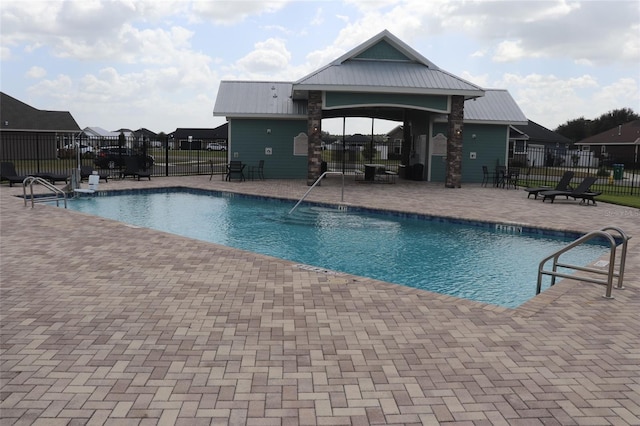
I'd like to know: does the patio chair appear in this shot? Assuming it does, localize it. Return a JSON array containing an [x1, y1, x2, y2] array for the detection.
[[540, 176, 599, 204], [121, 156, 151, 180], [481, 166, 490, 187], [80, 165, 109, 182], [226, 160, 245, 182], [249, 160, 265, 181], [504, 167, 520, 189], [524, 170, 574, 199], [0, 161, 28, 187]]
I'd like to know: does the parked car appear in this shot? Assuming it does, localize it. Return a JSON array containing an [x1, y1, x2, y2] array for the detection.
[[57, 144, 94, 159], [94, 146, 154, 169], [206, 142, 226, 151]]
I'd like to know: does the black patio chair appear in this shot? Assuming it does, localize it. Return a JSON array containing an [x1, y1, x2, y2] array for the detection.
[[0, 162, 28, 187], [121, 156, 151, 180], [524, 171, 574, 199], [540, 176, 599, 204], [226, 161, 245, 182]]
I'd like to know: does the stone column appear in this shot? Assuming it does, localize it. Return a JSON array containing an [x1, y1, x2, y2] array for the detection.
[[307, 90, 323, 185], [445, 95, 464, 188]]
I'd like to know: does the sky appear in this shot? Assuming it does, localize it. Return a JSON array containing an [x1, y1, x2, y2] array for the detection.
[[1, 0, 639, 136]]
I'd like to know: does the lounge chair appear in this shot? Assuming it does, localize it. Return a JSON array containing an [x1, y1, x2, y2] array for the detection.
[[80, 165, 109, 182], [121, 156, 151, 180], [540, 176, 599, 204], [524, 170, 574, 199], [33, 171, 70, 185], [226, 160, 245, 182], [0, 161, 28, 187]]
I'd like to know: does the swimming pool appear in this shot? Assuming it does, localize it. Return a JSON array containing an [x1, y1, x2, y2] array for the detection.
[[60, 189, 607, 308]]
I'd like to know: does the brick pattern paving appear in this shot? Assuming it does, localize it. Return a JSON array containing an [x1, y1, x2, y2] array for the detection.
[[1, 177, 639, 425]]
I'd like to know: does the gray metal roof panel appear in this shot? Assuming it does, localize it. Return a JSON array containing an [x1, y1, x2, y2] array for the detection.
[[294, 61, 483, 95], [214, 81, 307, 117], [462, 90, 527, 124]]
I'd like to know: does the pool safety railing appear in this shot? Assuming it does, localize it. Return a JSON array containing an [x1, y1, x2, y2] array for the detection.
[[289, 171, 345, 215], [536, 226, 630, 299], [22, 176, 68, 209]]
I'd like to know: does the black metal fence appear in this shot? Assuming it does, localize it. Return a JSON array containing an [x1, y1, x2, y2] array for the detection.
[[0, 133, 228, 180], [1, 133, 639, 196], [510, 145, 639, 196], [322, 141, 403, 178]]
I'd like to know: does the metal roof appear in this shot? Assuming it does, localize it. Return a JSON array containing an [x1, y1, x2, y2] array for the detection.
[[293, 60, 484, 97], [461, 90, 527, 125], [215, 83, 526, 125], [292, 30, 483, 98], [213, 81, 307, 118], [213, 31, 525, 125]]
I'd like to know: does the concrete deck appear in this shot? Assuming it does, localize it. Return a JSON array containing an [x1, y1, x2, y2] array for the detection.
[[1, 176, 639, 425]]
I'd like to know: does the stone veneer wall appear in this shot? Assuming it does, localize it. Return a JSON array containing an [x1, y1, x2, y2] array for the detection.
[[445, 95, 464, 188], [307, 91, 323, 185]]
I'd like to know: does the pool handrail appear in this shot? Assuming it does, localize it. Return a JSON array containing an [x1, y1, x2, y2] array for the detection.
[[289, 171, 344, 215], [536, 226, 630, 299]]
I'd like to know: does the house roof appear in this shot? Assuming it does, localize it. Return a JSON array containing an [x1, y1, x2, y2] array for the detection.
[[460, 90, 527, 125], [135, 128, 159, 139], [215, 83, 526, 125], [83, 126, 120, 138], [169, 123, 229, 140], [0, 92, 81, 133], [214, 81, 307, 119], [510, 120, 572, 144], [215, 30, 492, 121], [213, 31, 529, 126], [577, 120, 640, 145], [292, 30, 484, 99]]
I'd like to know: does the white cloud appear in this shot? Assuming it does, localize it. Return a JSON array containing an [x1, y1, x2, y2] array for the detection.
[[235, 38, 292, 76], [190, 0, 288, 25], [492, 40, 527, 63], [26, 66, 46, 79]]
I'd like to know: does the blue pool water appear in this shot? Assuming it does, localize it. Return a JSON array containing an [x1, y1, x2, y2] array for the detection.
[[61, 189, 607, 308]]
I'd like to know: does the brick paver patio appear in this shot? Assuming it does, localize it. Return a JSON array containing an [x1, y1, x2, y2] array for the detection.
[[1, 176, 639, 425]]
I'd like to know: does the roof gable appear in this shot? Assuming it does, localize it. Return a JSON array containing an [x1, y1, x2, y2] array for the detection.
[[331, 30, 438, 69], [511, 120, 572, 144], [292, 30, 482, 98], [354, 39, 413, 62], [0, 92, 80, 132], [578, 120, 640, 145]]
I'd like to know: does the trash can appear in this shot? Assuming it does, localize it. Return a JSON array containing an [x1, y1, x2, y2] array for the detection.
[[321, 161, 327, 174], [613, 164, 624, 180], [412, 163, 424, 181]]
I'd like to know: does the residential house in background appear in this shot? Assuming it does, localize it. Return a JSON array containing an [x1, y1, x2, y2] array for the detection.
[[509, 120, 576, 167], [577, 120, 640, 167], [169, 123, 228, 150], [0, 92, 81, 160]]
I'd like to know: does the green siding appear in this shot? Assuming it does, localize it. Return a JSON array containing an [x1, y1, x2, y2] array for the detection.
[[229, 119, 308, 179], [353, 40, 411, 61], [430, 123, 508, 183], [326, 92, 448, 112]]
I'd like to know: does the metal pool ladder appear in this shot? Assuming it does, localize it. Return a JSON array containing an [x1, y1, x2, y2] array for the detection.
[[536, 226, 630, 299], [289, 171, 345, 214], [22, 176, 68, 209]]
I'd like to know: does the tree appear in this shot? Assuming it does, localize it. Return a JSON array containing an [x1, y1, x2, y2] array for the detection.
[[555, 108, 639, 141]]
